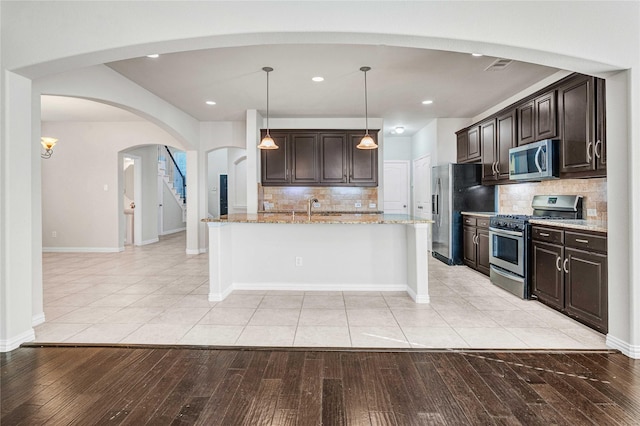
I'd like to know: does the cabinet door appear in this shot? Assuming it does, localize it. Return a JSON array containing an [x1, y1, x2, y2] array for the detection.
[[476, 228, 490, 276], [467, 126, 481, 162], [532, 241, 564, 310], [558, 75, 596, 174], [348, 132, 378, 186], [456, 130, 469, 163], [517, 100, 536, 145], [463, 226, 477, 269], [480, 119, 497, 182], [564, 247, 608, 333], [319, 133, 347, 184], [260, 131, 290, 185], [535, 91, 557, 140], [496, 109, 517, 180], [290, 133, 319, 184]]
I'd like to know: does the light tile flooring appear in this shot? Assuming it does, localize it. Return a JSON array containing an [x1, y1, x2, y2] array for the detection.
[[37, 232, 608, 349]]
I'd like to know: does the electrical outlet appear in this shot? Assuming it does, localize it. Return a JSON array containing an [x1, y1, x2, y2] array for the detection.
[[369, 203, 376, 209], [313, 202, 320, 208], [103, 184, 109, 191], [355, 202, 362, 208], [295, 256, 303, 267], [587, 208, 597, 217], [51, 231, 57, 238]]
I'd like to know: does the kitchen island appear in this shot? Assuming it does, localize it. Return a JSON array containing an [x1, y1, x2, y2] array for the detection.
[[202, 213, 433, 303]]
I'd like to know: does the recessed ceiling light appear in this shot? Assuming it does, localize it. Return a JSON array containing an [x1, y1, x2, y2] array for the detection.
[[394, 126, 405, 134], [312, 76, 324, 82], [471, 53, 483, 57], [146, 54, 160, 58], [422, 100, 433, 105], [205, 100, 216, 106]]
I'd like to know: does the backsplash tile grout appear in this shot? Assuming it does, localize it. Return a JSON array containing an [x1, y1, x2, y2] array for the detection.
[[259, 185, 378, 212], [497, 177, 607, 221]]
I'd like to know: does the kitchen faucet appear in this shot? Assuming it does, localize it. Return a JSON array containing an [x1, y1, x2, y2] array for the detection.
[[307, 197, 318, 220]]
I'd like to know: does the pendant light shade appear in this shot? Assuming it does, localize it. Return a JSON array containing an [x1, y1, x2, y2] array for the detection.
[[41, 136, 58, 159], [258, 66, 279, 150], [357, 66, 378, 150]]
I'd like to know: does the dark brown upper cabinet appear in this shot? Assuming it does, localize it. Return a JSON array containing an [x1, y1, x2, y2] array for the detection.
[[456, 125, 481, 163], [517, 90, 557, 145], [319, 133, 348, 184], [290, 133, 319, 184], [557, 74, 606, 177], [261, 129, 378, 187], [347, 132, 378, 186], [260, 131, 290, 184], [482, 110, 517, 184]]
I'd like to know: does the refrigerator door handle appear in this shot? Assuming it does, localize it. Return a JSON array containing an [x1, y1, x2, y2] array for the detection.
[[436, 178, 442, 226]]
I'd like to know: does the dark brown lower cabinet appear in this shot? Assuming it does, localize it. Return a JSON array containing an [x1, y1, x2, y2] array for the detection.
[[531, 225, 607, 333], [462, 215, 490, 276]]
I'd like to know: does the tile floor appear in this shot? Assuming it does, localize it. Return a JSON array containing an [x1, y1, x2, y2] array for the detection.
[[37, 232, 608, 349]]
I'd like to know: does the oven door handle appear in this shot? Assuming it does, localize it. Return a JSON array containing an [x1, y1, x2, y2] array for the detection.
[[489, 227, 523, 237]]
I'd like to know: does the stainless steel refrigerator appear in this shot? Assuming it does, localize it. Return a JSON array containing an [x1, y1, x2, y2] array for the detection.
[[431, 163, 495, 265]]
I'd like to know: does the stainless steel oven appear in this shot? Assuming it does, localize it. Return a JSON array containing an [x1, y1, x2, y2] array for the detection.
[[489, 221, 528, 298], [489, 227, 525, 276], [488, 195, 583, 299]]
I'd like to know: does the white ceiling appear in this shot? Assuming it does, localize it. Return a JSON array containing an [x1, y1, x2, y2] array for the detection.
[[41, 44, 560, 136]]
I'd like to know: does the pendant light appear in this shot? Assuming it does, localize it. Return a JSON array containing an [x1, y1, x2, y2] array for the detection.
[[357, 66, 378, 150], [257, 66, 278, 150], [41, 136, 58, 159]]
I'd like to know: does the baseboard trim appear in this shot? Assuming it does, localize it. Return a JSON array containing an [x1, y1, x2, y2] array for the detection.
[[160, 227, 186, 236], [32, 312, 46, 327], [43, 247, 122, 253], [406, 286, 430, 304], [606, 334, 640, 359], [209, 286, 234, 302], [0, 329, 35, 352], [138, 238, 160, 246], [186, 248, 207, 255], [232, 282, 408, 292]]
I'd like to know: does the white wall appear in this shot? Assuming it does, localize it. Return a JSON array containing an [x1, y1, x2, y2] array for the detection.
[[384, 136, 412, 161], [412, 120, 438, 163], [162, 183, 186, 234], [227, 148, 247, 214], [41, 122, 177, 251]]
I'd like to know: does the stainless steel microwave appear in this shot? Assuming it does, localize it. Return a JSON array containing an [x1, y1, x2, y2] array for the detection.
[[508, 139, 559, 181]]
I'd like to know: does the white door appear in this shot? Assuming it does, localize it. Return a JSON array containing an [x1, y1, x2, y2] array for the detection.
[[413, 155, 432, 220], [383, 161, 410, 214]]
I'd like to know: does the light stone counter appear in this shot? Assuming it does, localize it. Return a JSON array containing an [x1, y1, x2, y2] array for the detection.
[[528, 219, 607, 233], [460, 211, 497, 218], [202, 213, 434, 225]]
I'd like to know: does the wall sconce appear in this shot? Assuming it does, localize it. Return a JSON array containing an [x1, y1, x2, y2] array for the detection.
[[41, 137, 58, 159]]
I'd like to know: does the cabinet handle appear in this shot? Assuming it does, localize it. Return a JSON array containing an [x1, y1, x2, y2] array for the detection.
[[563, 258, 569, 273], [539, 232, 550, 237], [587, 141, 593, 162], [556, 256, 562, 271], [575, 238, 589, 244], [493, 162, 498, 175], [595, 140, 602, 159]]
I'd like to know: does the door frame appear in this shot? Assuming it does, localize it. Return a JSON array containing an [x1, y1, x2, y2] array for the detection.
[[123, 154, 143, 247]]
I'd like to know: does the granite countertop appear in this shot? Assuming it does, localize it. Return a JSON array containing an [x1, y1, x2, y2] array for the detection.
[[202, 213, 434, 225], [528, 219, 607, 233], [461, 211, 497, 218]]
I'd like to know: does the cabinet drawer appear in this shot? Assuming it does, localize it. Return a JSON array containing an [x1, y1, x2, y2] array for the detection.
[[565, 231, 607, 253], [532, 226, 563, 244], [463, 217, 477, 226], [477, 218, 490, 228]]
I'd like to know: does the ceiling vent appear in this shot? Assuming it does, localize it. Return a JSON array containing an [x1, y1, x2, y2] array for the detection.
[[485, 58, 513, 71]]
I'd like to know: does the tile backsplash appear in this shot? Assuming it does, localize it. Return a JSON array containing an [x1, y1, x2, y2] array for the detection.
[[498, 177, 607, 221], [259, 185, 379, 212]]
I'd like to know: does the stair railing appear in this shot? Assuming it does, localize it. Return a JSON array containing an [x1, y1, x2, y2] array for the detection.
[[164, 146, 186, 204]]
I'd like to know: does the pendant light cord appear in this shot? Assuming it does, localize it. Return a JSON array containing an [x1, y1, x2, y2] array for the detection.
[[364, 68, 369, 135], [266, 69, 270, 135]]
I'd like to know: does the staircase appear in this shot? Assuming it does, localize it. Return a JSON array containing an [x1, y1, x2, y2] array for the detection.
[[158, 146, 187, 222]]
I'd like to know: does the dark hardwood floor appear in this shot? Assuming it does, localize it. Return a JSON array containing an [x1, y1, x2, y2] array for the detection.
[[2, 345, 639, 425]]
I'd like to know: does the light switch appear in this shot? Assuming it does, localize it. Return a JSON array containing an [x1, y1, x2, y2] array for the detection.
[[103, 184, 109, 191], [587, 208, 597, 217]]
